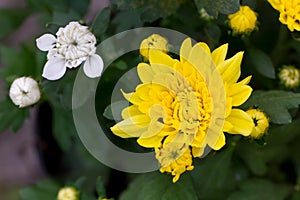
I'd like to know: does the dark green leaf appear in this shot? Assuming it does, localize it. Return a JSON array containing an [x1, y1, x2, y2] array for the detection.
[[52, 10, 81, 27], [0, 9, 29, 39], [0, 45, 39, 81], [112, 10, 143, 32], [103, 100, 129, 121], [92, 7, 111, 39], [69, 0, 90, 16], [53, 106, 76, 151], [194, 0, 240, 18], [111, 0, 183, 22], [227, 178, 291, 200], [120, 172, 198, 200], [191, 145, 235, 199], [19, 179, 60, 200], [248, 48, 276, 79], [0, 98, 29, 132], [96, 177, 106, 198], [241, 90, 300, 124]]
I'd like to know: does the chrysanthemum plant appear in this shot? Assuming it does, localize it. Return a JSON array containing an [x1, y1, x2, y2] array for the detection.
[[1, 0, 300, 199]]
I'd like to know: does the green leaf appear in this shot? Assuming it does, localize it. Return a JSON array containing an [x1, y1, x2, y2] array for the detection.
[[69, 0, 90, 16], [227, 178, 291, 200], [0, 45, 40, 81], [0, 9, 29, 39], [92, 7, 111, 39], [19, 179, 60, 200], [111, 0, 183, 22], [103, 100, 129, 121], [52, 106, 76, 151], [0, 98, 29, 132], [112, 10, 143, 32], [241, 90, 300, 124], [120, 172, 198, 200], [194, 0, 240, 18], [247, 48, 276, 79], [191, 145, 235, 199], [52, 10, 81, 27], [96, 177, 106, 199]]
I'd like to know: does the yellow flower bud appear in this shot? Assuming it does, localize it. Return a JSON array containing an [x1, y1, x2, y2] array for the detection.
[[278, 65, 300, 88], [246, 109, 269, 139], [228, 6, 258, 35], [139, 34, 168, 60], [57, 187, 79, 200]]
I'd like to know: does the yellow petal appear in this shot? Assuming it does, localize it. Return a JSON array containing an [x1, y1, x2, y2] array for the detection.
[[217, 52, 243, 85], [110, 115, 150, 138], [228, 84, 252, 106], [180, 38, 192, 62], [223, 120, 233, 132], [225, 109, 254, 136], [198, 42, 211, 54], [211, 43, 228, 66], [137, 135, 164, 148], [137, 63, 154, 83], [192, 147, 205, 157], [149, 50, 177, 67], [206, 130, 226, 150], [121, 105, 143, 119]]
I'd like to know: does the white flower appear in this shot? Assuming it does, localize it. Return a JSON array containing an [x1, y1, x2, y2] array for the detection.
[[36, 21, 104, 80], [9, 77, 41, 108]]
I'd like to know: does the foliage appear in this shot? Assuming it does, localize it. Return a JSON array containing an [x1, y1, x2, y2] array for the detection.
[[1, 0, 300, 199]]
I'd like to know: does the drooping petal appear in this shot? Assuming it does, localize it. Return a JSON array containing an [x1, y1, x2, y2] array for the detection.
[[225, 109, 254, 136], [206, 128, 226, 150], [36, 34, 57, 51], [110, 115, 150, 138], [83, 54, 104, 78], [137, 135, 164, 148], [211, 43, 228, 66], [217, 52, 243, 85], [42, 57, 66, 80]]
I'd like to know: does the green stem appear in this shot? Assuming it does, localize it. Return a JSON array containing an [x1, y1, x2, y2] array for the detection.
[[270, 25, 289, 67]]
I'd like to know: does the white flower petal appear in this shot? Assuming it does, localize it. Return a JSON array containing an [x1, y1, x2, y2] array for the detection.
[[36, 34, 57, 51], [83, 54, 104, 78], [42, 57, 67, 80], [9, 77, 41, 108]]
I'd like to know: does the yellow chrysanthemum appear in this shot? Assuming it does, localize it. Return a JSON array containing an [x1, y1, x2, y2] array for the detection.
[[140, 34, 168, 60], [278, 65, 300, 88], [268, 0, 300, 31], [228, 6, 258, 34], [155, 143, 194, 183], [57, 187, 79, 200], [111, 38, 254, 182], [246, 109, 269, 139]]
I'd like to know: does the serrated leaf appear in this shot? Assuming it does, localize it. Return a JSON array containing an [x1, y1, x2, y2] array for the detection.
[[92, 7, 111, 39], [103, 100, 129, 121], [241, 90, 300, 124], [248, 48, 276, 79], [19, 179, 60, 200], [120, 172, 198, 200], [227, 178, 291, 200]]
